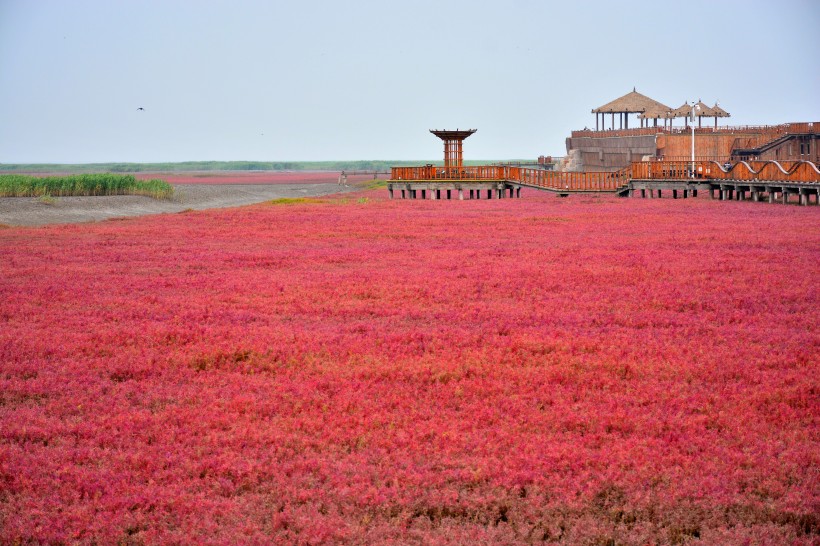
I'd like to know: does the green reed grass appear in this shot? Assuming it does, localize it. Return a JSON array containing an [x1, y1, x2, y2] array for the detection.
[[0, 174, 174, 199]]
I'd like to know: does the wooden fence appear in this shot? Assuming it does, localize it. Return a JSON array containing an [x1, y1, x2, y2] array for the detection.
[[631, 160, 820, 183], [390, 165, 630, 191]]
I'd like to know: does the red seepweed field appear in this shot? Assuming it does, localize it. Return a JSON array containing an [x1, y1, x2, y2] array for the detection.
[[0, 188, 818, 544], [135, 171, 378, 185]]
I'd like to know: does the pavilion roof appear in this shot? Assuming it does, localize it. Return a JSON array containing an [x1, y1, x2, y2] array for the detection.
[[669, 102, 694, 118], [592, 88, 670, 114], [711, 103, 731, 118], [638, 103, 674, 119], [693, 100, 716, 117]]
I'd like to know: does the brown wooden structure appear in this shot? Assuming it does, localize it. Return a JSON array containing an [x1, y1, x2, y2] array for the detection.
[[390, 127, 820, 205], [430, 129, 476, 169], [567, 122, 818, 170], [592, 88, 671, 131], [390, 159, 820, 205]]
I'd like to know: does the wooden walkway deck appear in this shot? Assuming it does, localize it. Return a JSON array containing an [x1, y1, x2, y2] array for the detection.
[[388, 160, 820, 204]]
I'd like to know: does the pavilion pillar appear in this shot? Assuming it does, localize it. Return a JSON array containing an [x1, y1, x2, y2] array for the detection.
[[596, 113, 599, 131]]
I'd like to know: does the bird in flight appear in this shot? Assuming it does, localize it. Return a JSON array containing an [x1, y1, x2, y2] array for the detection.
[[136, 107, 145, 111]]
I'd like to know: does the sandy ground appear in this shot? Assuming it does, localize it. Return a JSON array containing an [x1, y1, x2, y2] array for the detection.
[[0, 183, 356, 227]]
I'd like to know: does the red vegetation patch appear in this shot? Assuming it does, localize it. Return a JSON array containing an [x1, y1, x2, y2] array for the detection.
[[135, 171, 376, 185], [0, 192, 818, 544]]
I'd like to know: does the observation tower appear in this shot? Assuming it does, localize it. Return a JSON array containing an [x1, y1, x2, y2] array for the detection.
[[430, 129, 476, 169]]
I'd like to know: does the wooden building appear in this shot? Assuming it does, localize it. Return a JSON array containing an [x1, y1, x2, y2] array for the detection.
[[566, 89, 817, 171]]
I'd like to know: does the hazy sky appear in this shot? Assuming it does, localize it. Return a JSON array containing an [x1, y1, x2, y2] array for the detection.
[[1, 0, 818, 163]]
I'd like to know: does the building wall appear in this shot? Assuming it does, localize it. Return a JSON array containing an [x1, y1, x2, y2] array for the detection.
[[755, 135, 820, 163], [565, 129, 818, 171], [565, 135, 656, 171], [656, 133, 742, 160]]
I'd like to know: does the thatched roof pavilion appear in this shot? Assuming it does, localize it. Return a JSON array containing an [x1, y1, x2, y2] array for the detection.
[[638, 104, 675, 129], [709, 103, 731, 128], [587, 91, 730, 130], [667, 100, 730, 128], [668, 102, 693, 125], [591, 88, 671, 130]]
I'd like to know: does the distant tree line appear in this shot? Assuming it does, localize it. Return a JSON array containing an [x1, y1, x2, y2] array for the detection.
[[0, 159, 529, 174]]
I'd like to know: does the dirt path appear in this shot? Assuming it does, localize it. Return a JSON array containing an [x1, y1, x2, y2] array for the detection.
[[0, 183, 355, 227]]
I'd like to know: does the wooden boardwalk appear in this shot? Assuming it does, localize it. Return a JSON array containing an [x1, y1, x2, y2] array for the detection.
[[388, 160, 820, 205]]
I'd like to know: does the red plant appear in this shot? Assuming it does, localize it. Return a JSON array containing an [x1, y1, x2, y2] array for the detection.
[[135, 171, 376, 185], [0, 190, 817, 544]]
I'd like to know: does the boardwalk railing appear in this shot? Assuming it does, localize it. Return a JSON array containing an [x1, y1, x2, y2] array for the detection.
[[391, 166, 506, 181], [571, 122, 818, 139], [631, 160, 820, 184], [390, 165, 631, 191], [507, 166, 630, 191]]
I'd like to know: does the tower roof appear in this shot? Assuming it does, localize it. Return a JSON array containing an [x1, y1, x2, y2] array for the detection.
[[430, 129, 477, 140]]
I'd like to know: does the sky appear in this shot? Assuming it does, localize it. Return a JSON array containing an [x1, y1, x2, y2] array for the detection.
[[1, 0, 818, 163]]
